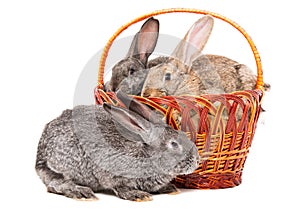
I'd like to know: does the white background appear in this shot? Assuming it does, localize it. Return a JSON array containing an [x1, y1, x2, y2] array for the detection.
[[1, 0, 299, 209]]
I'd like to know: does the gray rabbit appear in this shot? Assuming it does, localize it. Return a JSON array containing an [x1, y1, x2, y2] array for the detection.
[[105, 17, 159, 95], [35, 91, 200, 201]]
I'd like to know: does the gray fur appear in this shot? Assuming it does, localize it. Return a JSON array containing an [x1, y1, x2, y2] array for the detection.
[[35, 94, 200, 201], [105, 17, 159, 95]]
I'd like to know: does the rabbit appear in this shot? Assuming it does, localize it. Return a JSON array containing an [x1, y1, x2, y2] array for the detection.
[[141, 15, 271, 128], [141, 15, 270, 98], [35, 91, 200, 201], [105, 17, 159, 95]]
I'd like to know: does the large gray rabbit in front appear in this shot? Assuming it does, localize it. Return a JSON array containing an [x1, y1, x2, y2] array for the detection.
[[105, 17, 159, 95], [35, 91, 200, 201]]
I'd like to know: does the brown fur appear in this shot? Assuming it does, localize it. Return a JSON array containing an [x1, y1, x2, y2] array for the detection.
[[142, 16, 270, 98]]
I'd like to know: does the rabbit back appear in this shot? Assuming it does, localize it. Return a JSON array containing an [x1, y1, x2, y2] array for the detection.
[[193, 54, 240, 93], [36, 106, 110, 190], [199, 55, 271, 92]]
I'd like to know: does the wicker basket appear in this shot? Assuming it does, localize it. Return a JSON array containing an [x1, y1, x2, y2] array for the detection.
[[94, 8, 264, 189]]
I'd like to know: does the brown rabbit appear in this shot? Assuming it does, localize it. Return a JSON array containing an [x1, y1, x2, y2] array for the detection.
[[141, 15, 270, 128], [141, 15, 270, 98]]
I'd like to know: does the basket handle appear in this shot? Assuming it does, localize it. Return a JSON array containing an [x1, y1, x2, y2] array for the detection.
[[98, 8, 264, 90]]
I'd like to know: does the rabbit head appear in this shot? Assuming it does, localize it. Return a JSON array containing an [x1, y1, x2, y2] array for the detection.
[[106, 17, 159, 95], [141, 15, 225, 97], [113, 91, 200, 176]]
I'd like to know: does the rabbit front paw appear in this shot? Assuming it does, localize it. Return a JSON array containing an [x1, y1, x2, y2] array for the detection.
[[157, 183, 180, 195], [114, 187, 153, 201]]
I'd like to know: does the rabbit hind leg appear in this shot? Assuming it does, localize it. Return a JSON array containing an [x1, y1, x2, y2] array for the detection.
[[47, 179, 98, 201], [36, 163, 97, 200]]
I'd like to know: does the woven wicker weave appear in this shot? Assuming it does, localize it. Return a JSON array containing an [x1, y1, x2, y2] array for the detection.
[[94, 8, 264, 189]]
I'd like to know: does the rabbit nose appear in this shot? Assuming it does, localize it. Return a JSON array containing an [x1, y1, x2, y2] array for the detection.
[[141, 89, 150, 97]]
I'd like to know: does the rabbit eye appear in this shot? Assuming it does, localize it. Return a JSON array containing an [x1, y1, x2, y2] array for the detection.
[[170, 141, 179, 149], [165, 73, 171, 81], [129, 68, 135, 75]]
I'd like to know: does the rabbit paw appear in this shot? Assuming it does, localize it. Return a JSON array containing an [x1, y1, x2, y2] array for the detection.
[[47, 180, 98, 201], [157, 183, 180, 195], [114, 188, 153, 201]]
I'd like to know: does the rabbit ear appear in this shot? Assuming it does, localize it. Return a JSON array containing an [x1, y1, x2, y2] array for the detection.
[[171, 15, 214, 66], [126, 33, 138, 58], [116, 90, 163, 124], [103, 103, 151, 140], [127, 17, 159, 65], [137, 17, 159, 65]]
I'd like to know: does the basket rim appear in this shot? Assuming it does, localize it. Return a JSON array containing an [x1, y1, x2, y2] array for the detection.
[[97, 8, 264, 91]]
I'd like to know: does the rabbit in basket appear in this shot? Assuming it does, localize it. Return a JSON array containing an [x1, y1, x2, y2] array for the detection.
[[142, 15, 270, 97], [141, 15, 270, 125], [35, 91, 200, 201], [105, 17, 159, 95]]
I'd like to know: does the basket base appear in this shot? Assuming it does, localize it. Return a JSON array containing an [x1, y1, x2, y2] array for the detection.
[[173, 171, 243, 189]]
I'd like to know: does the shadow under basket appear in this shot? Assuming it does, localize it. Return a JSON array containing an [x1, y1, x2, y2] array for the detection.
[[94, 8, 265, 189]]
